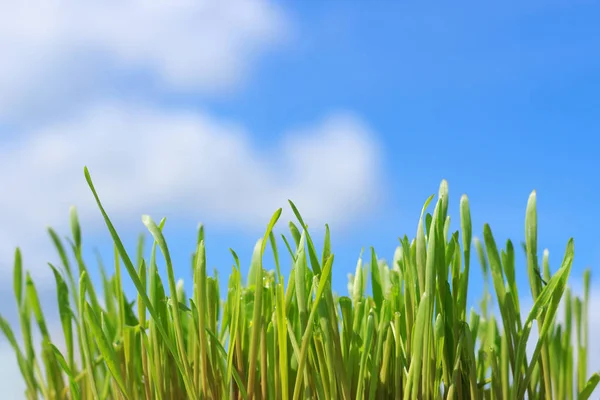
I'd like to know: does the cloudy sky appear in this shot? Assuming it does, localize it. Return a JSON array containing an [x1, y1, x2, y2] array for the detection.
[[1, 0, 599, 397]]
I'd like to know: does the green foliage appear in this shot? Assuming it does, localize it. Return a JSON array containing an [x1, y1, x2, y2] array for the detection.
[[1, 169, 598, 399]]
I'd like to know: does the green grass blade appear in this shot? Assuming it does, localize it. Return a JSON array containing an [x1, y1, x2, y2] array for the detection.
[[247, 208, 282, 400], [291, 254, 334, 400], [578, 373, 600, 400], [84, 167, 198, 400], [84, 302, 129, 399]]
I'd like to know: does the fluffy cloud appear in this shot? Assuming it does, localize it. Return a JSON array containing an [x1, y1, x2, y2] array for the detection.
[[0, 103, 383, 397], [0, 2, 383, 396], [0, 0, 287, 119], [0, 103, 382, 280]]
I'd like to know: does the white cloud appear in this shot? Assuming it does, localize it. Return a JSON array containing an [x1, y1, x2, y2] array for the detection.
[[0, 102, 383, 282], [0, 0, 287, 119], [0, 3, 382, 397], [0, 100, 383, 396]]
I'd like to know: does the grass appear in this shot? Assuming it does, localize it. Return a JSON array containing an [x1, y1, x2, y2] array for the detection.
[[1, 167, 598, 399]]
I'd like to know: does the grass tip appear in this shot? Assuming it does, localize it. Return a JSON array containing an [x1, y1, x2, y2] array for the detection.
[[439, 179, 449, 191]]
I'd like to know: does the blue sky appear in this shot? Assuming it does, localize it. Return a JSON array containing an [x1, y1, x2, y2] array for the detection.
[[181, 0, 600, 294], [0, 1, 599, 396]]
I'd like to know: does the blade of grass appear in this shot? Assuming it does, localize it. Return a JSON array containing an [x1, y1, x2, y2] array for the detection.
[[84, 167, 198, 400]]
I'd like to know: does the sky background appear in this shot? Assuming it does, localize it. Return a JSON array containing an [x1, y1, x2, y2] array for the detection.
[[0, 1, 599, 397]]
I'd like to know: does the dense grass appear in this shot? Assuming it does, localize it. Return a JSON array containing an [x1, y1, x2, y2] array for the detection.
[[1, 167, 598, 399]]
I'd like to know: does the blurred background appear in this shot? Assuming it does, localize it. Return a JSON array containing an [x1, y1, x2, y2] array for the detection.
[[1, 1, 599, 396]]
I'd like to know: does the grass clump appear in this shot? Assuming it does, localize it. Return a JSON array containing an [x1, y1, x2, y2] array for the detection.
[[1, 167, 598, 399]]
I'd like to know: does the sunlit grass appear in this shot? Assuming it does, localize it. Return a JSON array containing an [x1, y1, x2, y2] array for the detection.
[[1, 167, 598, 399]]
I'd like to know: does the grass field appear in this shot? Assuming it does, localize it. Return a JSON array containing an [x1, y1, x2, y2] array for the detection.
[[1, 167, 598, 399]]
